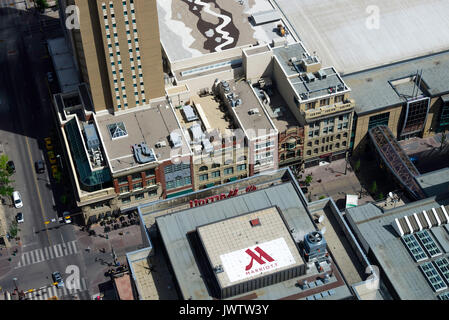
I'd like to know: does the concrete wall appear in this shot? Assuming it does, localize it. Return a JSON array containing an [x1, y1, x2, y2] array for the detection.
[[244, 48, 273, 83], [352, 105, 403, 153]]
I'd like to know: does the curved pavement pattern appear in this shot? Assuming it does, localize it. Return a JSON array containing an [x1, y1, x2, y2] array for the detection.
[[194, 0, 234, 52]]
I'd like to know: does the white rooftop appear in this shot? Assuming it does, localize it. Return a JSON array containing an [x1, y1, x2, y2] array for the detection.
[[274, 0, 449, 74]]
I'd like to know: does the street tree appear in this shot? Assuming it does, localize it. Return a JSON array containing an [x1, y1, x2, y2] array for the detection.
[[354, 159, 361, 173], [0, 155, 14, 198], [305, 175, 313, 185], [35, 0, 49, 11], [370, 181, 378, 195]]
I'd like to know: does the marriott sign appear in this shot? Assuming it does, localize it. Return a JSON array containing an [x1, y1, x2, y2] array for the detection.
[[220, 238, 296, 283]]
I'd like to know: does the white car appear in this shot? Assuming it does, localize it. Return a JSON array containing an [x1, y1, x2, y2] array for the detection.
[[12, 191, 23, 209]]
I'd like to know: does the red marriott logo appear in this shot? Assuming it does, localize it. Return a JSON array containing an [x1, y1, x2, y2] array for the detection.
[[189, 185, 257, 208], [245, 247, 275, 271]]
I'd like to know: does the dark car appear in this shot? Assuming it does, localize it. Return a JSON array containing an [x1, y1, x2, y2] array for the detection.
[[16, 212, 24, 223], [35, 160, 45, 173], [52, 271, 64, 288], [6, 161, 15, 174]]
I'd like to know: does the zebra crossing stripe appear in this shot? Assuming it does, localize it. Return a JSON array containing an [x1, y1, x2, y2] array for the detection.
[[48, 245, 54, 259], [44, 247, 49, 260], [62, 243, 68, 256], [36, 249, 44, 263], [54, 244, 62, 258]]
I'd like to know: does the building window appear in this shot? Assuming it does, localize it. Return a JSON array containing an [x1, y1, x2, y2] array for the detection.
[[237, 164, 246, 171], [368, 112, 390, 129], [145, 169, 155, 177], [224, 167, 234, 175], [119, 186, 129, 194], [320, 98, 330, 107], [135, 193, 144, 201], [199, 174, 208, 181], [199, 166, 208, 172], [148, 189, 157, 198], [133, 182, 143, 190], [117, 176, 128, 184], [146, 178, 156, 186], [132, 172, 141, 181], [121, 197, 131, 204], [211, 171, 220, 178], [307, 150, 311, 156]]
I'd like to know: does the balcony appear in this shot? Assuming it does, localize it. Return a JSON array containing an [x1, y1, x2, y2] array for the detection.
[[304, 100, 354, 120]]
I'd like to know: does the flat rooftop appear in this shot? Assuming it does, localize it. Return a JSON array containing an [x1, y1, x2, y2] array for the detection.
[[343, 51, 449, 115], [95, 101, 190, 173], [290, 67, 348, 101], [155, 179, 353, 300], [157, 0, 296, 62], [274, 0, 449, 74], [416, 168, 449, 198], [197, 206, 304, 290], [272, 42, 309, 77], [346, 195, 449, 300], [47, 37, 79, 93], [229, 80, 276, 139]]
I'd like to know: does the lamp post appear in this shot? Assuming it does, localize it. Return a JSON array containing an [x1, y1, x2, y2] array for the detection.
[[56, 154, 63, 169]]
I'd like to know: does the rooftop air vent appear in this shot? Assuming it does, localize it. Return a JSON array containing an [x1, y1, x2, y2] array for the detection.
[[305, 73, 316, 83], [155, 140, 167, 148], [249, 108, 260, 115]]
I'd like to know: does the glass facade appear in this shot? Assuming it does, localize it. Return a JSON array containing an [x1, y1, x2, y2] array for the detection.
[[368, 112, 390, 130]]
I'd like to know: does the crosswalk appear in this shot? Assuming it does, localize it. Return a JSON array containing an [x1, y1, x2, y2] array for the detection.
[[25, 278, 89, 300], [16, 240, 79, 268]]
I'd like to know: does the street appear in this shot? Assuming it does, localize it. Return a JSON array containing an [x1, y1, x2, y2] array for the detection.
[[0, 0, 89, 300]]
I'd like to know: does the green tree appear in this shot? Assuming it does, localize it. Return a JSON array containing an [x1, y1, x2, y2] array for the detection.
[[378, 192, 384, 200], [354, 159, 361, 172], [305, 175, 313, 185], [370, 181, 378, 195], [35, 0, 49, 10], [0, 155, 14, 197]]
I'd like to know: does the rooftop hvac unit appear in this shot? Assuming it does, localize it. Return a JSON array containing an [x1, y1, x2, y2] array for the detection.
[[303, 231, 327, 262], [337, 84, 345, 91], [249, 108, 260, 115], [317, 69, 327, 80], [155, 140, 167, 148], [213, 265, 224, 274], [170, 132, 182, 148], [305, 73, 316, 83]]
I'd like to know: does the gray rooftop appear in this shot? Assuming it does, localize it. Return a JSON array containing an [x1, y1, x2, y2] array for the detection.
[[47, 37, 79, 93], [346, 195, 449, 300], [155, 181, 351, 300], [290, 67, 348, 100], [272, 42, 309, 77], [229, 81, 277, 140], [343, 51, 449, 115], [274, 0, 449, 74], [95, 101, 190, 174], [416, 168, 449, 197]]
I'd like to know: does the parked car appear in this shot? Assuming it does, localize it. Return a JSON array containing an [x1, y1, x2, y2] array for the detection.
[[35, 160, 45, 173], [6, 161, 15, 174], [46, 72, 54, 83], [16, 212, 24, 223], [12, 191, 23, 209], [52, 271, 64, 288]]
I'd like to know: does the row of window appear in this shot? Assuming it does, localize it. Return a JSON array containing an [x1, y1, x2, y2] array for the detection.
[[121, 189, 157, 204], [305, 141, 347, 156], [198, 165, 246, 181], [305, 95, 345, 110], [117, 169, 155, 185], [307, 133, 348, 146], [119, 178, 156, 194]]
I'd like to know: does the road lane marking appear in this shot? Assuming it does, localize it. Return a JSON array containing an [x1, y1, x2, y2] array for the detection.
[[24, 136, 51, 246], [44, 246, 49, 260]]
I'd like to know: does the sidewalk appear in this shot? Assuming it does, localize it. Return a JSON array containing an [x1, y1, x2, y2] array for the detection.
[[303, 159, 374, 208]]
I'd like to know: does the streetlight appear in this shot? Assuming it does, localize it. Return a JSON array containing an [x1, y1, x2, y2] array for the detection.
[[56, 154, 63, 169], [12, 277, 18, 292]]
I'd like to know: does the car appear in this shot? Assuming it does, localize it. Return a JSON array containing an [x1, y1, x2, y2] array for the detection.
[[63, 211, 71, 224], [16, 212, 24, 223], [6, 161, 15, 174], [46, 72, 54, 83], [52, 271, 64, 288], [35, 160, 45, 173], [12, 191, 23, 209]]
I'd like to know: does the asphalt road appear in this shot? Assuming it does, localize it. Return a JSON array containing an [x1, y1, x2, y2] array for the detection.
[[0, 3, 90, 300]]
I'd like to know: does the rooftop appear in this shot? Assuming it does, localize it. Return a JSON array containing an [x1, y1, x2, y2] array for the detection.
[[197, 206, 304, 290], [94, 100, 191, 174], [226, 80, 277, 140], [416, 168, 449, 198], [157, 0, 296, 62], [346, 195, 449, 300], [343, 51, 449, 115], [155, 179, 352, 300], [274, 0, 449, 74], [47, 37, 79, 93]]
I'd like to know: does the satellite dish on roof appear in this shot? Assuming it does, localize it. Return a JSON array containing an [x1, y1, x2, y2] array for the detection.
[[320, 227, 327, 235], [318, 215, 324, 224]]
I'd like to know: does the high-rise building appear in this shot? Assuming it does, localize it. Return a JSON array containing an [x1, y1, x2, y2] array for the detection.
[[61, 0, 165, 112]]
